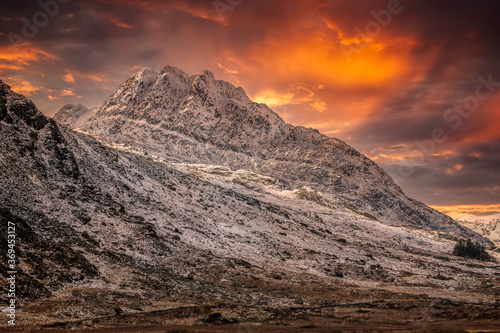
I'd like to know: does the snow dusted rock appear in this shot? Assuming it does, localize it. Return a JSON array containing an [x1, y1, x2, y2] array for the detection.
[[459, 219, 500, 247], [55, 66, 488, 241], [53, 104, 96, 129], [2, 77, 499, 328]]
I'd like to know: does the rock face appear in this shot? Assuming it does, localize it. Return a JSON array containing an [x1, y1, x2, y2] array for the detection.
[[56, 66, 485, 239], [0, 80, 96, 301], [0, 80, 48, 130]]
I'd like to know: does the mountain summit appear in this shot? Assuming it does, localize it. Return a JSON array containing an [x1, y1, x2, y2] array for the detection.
[[56, 67, 484, 240]]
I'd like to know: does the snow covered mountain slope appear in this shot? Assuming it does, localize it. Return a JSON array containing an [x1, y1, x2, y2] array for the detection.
[[1, 79, 500, 329], [56, 66, 488, 240], [459, 219, 500, 247]]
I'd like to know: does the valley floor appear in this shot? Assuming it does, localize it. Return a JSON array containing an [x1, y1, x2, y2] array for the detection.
[[4, 274, 500, 332]]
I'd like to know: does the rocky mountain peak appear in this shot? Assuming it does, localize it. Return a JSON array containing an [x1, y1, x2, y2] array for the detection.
[[53, 104, 95, 129], [0, 79, 48, 130], [161, 65, 191, 80], [196, 69, 216, 81], [191, 69, 251, 106]]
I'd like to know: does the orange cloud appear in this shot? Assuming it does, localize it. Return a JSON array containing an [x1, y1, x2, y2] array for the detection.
[[443, 163, 464, 175], [431, 204, 500, 220], [61, 88, 75, 97], [240, 33, 411, 90], [311, 100, 327, 113], [72, 72, 105, 83], [105, 0, 227, 24], [4, 77, 42, 96], [171, 2, 226, 25], [47, 88, 80, 100], [253, 82, 328, 116], [86, 74, 105, 82], [217, 62, 238, 75], [100, 13, 134, 29], [130, 65, 148, 72], [0, 64, 24, 75], [61, 70, 76, 84], [0, 44, 59, 66], [253, 90, 294, 107]]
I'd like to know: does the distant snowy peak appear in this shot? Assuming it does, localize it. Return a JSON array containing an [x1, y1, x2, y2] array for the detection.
[[53, 104, 97, 129], [459, 219, 500, 247]]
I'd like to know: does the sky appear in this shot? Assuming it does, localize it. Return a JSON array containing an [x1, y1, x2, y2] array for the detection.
[[1, 0, 499, 221]]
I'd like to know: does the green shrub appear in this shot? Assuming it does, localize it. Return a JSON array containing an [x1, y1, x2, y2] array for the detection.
[[453, 239, 491, 261]]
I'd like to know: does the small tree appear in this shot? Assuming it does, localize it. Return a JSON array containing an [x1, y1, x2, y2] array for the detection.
[[453, 239, 491, 261]]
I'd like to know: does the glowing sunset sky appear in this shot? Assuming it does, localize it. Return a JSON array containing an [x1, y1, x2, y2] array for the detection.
[[1, 0, 499, 220]]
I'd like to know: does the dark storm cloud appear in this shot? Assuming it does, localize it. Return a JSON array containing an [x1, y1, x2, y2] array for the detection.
[[381, 139, 500, 206], [350, 0, 500, 143]]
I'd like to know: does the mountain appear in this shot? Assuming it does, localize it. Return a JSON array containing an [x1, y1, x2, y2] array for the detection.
[[1, 77, 499, 330], [459, 219, 500, 247], [53, 103, 97, 129], [57, 66, 488, 241]]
